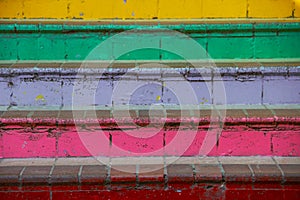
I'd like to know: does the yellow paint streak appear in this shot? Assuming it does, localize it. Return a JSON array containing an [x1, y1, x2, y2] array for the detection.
[[0, 0, 297, 19]]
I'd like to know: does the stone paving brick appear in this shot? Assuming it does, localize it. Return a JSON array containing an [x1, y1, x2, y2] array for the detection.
[[0, 166, 24, 184], [1, 111, 31, 118], [274, 157, 300, 164], [250, 164, 282, 182], [112, 110, 137, 119], [31, 111, 59, 119], [55, 157, 104, 166], [219, 156, 275, 165], [58, 110, 85, 120], [95, 110, 112, 119], [222, 164, 252, 182], [280, 164, 300, 183], [167, 164, 193, 183], [22, 166, 52, 184], [166, 109, 192, 119], [50, 166, 80, 184], [273, 109, 300, 118], [0, 158, 55, 166], [246, 109, 275, 119], [80, 165, 107, 184], [110, 165, 136, 183], [138, 164, 164, 183], [222, 109, 247, 118], [194, 164, 222, 182]]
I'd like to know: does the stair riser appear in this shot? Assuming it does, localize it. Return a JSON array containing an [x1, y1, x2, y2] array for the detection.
[[1, 66, 299, 106], [1, 22, 300, 60], [1, 125, 299, 158]]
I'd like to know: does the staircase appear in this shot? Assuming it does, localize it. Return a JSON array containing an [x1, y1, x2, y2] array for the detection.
[[0, 0, 300, 199]]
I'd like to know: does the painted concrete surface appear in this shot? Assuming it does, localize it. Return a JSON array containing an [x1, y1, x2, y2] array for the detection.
[[0, 22, 300, 60], [0, 105, 299, 158], [264, 78, 300, 104], [0, 156, 299, 199], [0, 0, 298, 19], [0, 81, 10, 105], [3, 156, 299, 166], [0, 65, 299, 106], [1, 124, 299, 158]]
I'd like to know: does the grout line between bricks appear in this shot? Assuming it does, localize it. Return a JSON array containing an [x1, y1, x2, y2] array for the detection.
[[191, 164, 196, 184], [243, 109, 249, 117], [27, 111, 34, 118], [248, 164, 255, 183], [136, 164, 139, 186], [163, 157, 168, 189], [106, 161, 111, 188], [272, 157, 285, 184], [78, 165, 83, 185], [49, 165, 55, 184], [217, 158, 226, 183], [18, 166, 26, 188]]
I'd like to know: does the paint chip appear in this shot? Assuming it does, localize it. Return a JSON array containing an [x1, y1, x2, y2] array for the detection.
[[156, 95, 161, 101], [35, 94, 46, 101]]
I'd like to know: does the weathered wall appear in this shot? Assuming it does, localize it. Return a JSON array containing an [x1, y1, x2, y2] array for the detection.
[[0, 0, 299, 19], [0, 21, 300, 60], [0, 64, 299, 106], [1, 108, 300, 158]]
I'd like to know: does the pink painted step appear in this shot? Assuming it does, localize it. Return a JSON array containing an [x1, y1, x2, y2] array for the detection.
[[0, 107, 299, 158]]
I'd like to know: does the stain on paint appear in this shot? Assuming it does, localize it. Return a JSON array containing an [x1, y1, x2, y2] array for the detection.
[[200, 97, 208, 104], [35, 94, 46, 101], [123, 0, 127, 4], [156, 95, 161, 101], [22, 141, 27, 149]]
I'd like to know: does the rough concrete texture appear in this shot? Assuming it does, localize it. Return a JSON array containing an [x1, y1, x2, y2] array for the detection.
[[0, 107, 300, 158], [1, 125, 300, 158], [0, 22, 300, 60], [0, 0, 297, 19], [0, 65, 299, 106]]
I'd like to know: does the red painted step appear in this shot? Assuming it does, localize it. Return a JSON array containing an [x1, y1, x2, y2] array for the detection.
[[0, 157, 299, 200]]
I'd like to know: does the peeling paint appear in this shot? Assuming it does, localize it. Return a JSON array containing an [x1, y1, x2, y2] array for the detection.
[[0, 65, 299, 106], [0, 22, 300, 60], [0, 121, 299, 158]]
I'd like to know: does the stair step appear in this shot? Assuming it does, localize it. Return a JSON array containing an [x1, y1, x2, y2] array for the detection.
[[0, 105, 299, 158], [0, 61, 299, 106], [0, 156, 299, 199]]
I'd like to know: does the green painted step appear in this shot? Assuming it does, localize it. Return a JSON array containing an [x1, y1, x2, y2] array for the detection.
[[0, 21, 299, 60]]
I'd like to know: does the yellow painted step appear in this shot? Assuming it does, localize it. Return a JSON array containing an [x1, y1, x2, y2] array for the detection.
[[0, 0, 298, 19]]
